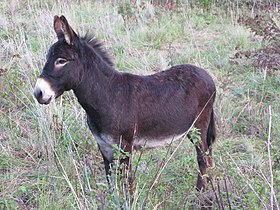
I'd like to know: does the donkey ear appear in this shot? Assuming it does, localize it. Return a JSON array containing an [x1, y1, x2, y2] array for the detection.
[[54, 15, 64, 39], [53, 15, 77, 45]]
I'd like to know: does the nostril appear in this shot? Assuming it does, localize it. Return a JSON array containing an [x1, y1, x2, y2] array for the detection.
[[34, 88, 43, 99], [37, 90, 42, 98]]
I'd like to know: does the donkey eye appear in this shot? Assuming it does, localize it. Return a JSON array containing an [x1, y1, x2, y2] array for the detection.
[[54, 58, 69, 69], [55, 58, 67, 65], [58, 59, 67, 64]]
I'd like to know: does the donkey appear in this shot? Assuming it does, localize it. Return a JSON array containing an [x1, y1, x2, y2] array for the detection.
[[34, 15, 216, 191]]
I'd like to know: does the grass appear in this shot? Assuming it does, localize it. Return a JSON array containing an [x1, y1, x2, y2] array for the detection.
[[0, 0, 279, 209]]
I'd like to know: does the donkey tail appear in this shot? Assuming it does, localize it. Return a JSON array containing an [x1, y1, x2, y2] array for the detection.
[[207, 109, 216, 148]]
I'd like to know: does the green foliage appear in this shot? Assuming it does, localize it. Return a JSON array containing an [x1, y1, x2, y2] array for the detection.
[[113, 144, 130, 161], [198, 0, 213, 10], [0, 199, 18, 210], [189, 127, 202, 146], [118, 3, 134, 20]]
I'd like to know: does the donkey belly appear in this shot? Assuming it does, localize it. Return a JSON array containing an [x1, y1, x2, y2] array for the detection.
[[134, 133, 186, 149], [133, 111, 195, 149]]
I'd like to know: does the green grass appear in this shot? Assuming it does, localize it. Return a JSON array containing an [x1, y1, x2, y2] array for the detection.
[[0, 0, 279, 209]]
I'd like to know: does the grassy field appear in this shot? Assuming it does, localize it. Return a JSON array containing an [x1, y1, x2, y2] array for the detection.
[[0, 0, 279, 209]]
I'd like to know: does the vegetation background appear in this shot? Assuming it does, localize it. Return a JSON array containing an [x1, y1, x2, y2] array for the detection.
[[0, 0, 279, 209]]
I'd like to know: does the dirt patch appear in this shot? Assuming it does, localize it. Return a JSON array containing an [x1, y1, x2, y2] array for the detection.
[[232, 13, 280, 71], [251, 46, 280, 71]]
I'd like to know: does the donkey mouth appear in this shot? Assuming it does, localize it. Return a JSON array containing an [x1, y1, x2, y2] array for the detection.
[[36, 95, 54, 105], [33, 78, 56, 105], [34, 89, 54, 105], [40, 97, 53, 105]]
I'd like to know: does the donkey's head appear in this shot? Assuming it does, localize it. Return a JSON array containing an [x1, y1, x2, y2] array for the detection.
[[34, 15, 83, 104]]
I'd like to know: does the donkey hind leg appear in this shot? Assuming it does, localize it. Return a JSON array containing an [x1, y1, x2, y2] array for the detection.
[[195, 143, 209, 191], [194, 122, 213, 191], [206, 109, 216, 168]]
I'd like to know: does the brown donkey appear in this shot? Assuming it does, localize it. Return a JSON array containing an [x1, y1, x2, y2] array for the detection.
[[34, 15, 216, 191]]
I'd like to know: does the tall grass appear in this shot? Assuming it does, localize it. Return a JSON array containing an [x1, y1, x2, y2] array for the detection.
[[0, 0, 279, 209]]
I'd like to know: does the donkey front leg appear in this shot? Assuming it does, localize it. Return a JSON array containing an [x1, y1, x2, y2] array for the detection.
[[119, 143, 135, 194], [94, 138, 114, 184], [100, 152, 113, 183]]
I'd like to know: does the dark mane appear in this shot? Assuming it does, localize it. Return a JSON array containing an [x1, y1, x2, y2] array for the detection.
[[81, 34, 114, 67]]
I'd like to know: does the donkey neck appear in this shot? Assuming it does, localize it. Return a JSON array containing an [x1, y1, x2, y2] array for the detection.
[[73, 43, 119, 112]]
